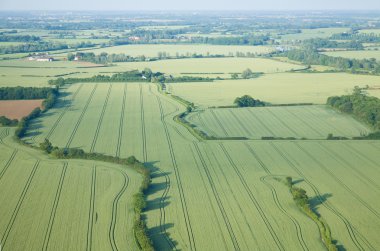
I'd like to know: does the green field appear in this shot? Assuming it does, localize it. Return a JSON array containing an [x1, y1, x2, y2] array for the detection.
[[168, 72, 380, 107], [280, 28, 350, 41], [18, 82, 380, 250], [323, 50, 380, 61], [187, 105, 372, 139], [0, 127, 141, 251], [81, 44, 274, 57]]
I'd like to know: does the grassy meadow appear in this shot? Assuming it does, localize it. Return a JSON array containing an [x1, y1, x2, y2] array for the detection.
[[323, 50, 380, 61]]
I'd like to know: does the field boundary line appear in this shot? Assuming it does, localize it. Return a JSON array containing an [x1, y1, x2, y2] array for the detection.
[[1, 160, 40, 247], [90, 84, 112, 153], [42, 161, 68, 251], [139, 84, 147, 162]]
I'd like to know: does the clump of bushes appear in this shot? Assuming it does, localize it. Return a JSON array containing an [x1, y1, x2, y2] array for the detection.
[[234, 95, 266, 107], [285, 177, 337, 251], [0, 116, 18, 126]]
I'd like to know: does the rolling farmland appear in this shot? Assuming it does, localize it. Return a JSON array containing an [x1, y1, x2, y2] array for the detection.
[[0, 127, 141, 251], [168, 73, 380, 107], [20, 82, 380, 250], [187, 105, 372, 139]]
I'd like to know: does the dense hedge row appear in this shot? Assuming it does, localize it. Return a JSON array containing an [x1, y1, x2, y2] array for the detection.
[[0, 86, 58, 100]]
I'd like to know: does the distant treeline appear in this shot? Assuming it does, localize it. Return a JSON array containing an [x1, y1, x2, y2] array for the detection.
[[0, 41, 95, 54], [327, 87, 380, 130], [331, 32, 380, 43], [303, 38, 363, 50], [0, 35, 41, 42], [284, 49, 380, 74], [48, 69, 213, 87], [189, 35, 271, 46]]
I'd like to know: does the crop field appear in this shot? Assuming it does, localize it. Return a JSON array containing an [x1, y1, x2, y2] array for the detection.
[[323, 50, 380, 61], [187, 105, 372, 139], [117, 57, 304, 77], [82, 44, 274, 57], [19, 82, 380, 250], [0, 127, 141, 251], [168, 72, 380, 106], [280, 28, 350, 41]]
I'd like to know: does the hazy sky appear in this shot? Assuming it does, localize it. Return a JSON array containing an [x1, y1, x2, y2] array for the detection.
[[1, 0, 380, 11]]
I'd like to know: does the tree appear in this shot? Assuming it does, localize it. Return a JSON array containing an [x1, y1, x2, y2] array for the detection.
[[241, 68, 254, 79], [40, 138, 53, 153], [231, 73, 238, 79], [234, 95, 266, 107]]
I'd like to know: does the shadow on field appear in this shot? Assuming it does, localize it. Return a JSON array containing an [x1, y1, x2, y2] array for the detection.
[[309, 193, 333, 217], [143, 161, 179, 250]]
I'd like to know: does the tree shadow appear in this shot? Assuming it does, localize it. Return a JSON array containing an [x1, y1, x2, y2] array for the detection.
[[309, 193, 333, 216], [146, 196, 171, 211], [147, 222, 180, 251], [292, 178, 304, 186]]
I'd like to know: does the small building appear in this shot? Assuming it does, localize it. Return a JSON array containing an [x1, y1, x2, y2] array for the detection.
[[36, 57, 54, 62]]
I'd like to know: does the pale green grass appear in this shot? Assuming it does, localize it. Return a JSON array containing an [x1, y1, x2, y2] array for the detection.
[[0, 127, 141, 251], [168, 72, 380, 106], [81, 44, 274, 57], [187, 105, 372, 139], [358, 29, 380, 35], [323, 50, 380, 60]]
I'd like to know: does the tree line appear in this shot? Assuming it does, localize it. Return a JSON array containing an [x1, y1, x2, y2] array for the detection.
[[0, 41, 95, 54], [0, 35, 41, 42], [0, 86, 58, 100]]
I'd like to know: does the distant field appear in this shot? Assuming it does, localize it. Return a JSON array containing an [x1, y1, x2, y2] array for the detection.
[[81, 44, 274, 57], [116, 57, 304, 77], [0, 57, 301, 86], [358, 29, 380, 35], [0, 100, 43, 119], [187, 105, 372, 139], [323, 50, 380, 60], [0, 127, 141, 251], [168, 73, 380, 106], [281, 28, 350, 41], [21, 84, 380, 250]]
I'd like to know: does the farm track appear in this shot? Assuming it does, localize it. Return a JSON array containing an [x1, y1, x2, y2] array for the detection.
[[109, 170, 129, 251], [115, 85, 127, 157], [246, 109, 276, 136], [219, 143, 285, 251], [139, 84, 147, 162], [42, 162, 68, 251], [66, 84, 98, 148], [260, 175, 309, 251], [228, 110, 252, 136], [270, 142, 372, 251], [265, 108, 300, 137], [193, 143, 240, 251], [86, 166, 97, 251], [210, 109, 229, 136], [295, 142, 380, 220], [1, 160, 39, 247], [283, 108, 324, 138], [155, 95, 197, 251], [90, 85, 112, 153], [45, 84, 83, 140], [0, 149, 18, 181], [316, 142, 380, 191]]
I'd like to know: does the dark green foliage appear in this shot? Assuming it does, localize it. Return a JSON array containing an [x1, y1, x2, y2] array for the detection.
[[234, 95, 266, 107], [0, 35, 40, 42], [303, 38, 363, 50], [327, 88, 380, 130], [353, 131, 380, 140], [0, 41, 95, 54], [39, 138, 53, 153], [286, 177, 337, 251], [0, 116, 18, 126], [326, 133, 349, 140], [284, 49, 380, 74], [0, 86, 58, 100]]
